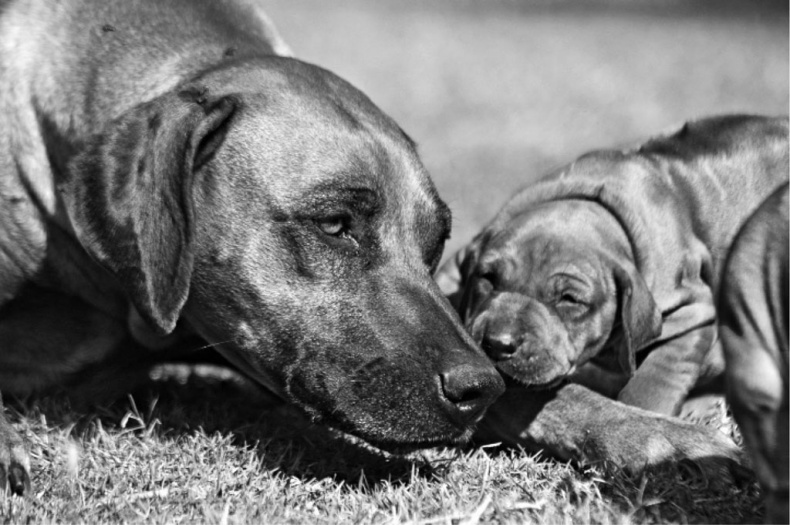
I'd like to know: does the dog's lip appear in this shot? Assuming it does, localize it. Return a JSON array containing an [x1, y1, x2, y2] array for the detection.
[[348, 426, 476, 455], [499, 370, 568, 391], [211, 344, 288, 400], [288, 375, 479, 452], [318, 417, 476, 455], [209, 338, 478, 450]]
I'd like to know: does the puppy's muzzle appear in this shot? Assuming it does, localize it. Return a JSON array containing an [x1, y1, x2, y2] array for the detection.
[[480, 330, 521, 361], [470, 292, 575, 387]]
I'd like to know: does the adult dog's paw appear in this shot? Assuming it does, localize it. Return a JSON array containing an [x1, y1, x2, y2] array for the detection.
[[0, 415, 31, 496]]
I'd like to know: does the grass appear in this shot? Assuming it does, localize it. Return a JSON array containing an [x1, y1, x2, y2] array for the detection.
[[2, 0, 787, 522], [0, 371, 764, 523]]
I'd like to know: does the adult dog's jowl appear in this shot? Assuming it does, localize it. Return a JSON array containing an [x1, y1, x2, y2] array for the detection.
[[0, 0, 504, 494]]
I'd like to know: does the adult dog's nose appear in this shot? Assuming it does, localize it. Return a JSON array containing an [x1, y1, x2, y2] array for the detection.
[[440, 360, 504, 426], [480, 331, 520, 361]]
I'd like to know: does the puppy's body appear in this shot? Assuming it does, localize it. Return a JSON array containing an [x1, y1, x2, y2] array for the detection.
[[719, 183, 789, 524], [0, 0, 504, 494], [439, 115, 788, 471]]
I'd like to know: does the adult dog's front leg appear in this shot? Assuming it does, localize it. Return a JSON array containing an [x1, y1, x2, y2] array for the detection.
[[618, 325, 717, 416], [479, 382, 739, 475], [0, 394, 30, 496]]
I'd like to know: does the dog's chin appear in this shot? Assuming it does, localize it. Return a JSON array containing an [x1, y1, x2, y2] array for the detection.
[[358, 427, 476, 456], [318, 417, 476, 456], [246, 375, 480, 453]]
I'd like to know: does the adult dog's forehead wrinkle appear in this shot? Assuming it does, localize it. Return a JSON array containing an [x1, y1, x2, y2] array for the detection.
[[192, 57, 389, 128], [206, 68, 439, 267], [377, 163, 450, 272], [297, 184, 381, 215], [226, 109, 402, 209], [328, 105, 447, 260]]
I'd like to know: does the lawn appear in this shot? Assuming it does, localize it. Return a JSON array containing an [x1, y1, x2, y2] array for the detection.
[[0, 372, 763, 523], [2, 0, 788, 523]]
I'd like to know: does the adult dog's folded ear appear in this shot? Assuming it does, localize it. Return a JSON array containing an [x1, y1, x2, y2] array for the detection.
[[612, 261, 662, 376], [60, 88, 238, 335]]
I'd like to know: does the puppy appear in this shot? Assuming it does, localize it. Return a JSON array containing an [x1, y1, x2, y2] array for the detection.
[[438, 115, 787, 471]]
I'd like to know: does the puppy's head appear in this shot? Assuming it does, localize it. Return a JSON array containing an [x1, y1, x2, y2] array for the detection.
[[61, 57, 503, 449], [445, 199, 661, 388]]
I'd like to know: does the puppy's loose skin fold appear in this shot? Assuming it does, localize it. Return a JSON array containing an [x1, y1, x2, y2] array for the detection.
[[439, 115, 788, 474]]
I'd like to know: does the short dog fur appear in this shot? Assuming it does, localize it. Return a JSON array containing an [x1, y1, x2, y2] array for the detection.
[[438, 115, 788, 470], [719, 183, 789, 524], [0, 0, 505, 494]]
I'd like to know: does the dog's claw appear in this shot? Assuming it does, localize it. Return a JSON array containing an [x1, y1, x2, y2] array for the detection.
[[1, 413, 32, 497], [1, 463, 31, 496], [8, 463, 31, 496]]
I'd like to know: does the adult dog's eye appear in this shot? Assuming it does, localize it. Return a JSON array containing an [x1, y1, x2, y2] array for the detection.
[[317, 216, 350, 238]]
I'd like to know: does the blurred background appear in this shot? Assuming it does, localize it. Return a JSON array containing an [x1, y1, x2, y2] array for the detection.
[[264, 0, 788, 259]]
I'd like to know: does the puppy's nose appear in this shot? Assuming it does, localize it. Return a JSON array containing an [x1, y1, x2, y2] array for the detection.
[[480, 331, 519, 361], [440, 361, 504, 426]]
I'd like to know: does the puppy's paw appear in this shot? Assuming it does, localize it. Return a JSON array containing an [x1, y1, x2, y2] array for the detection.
[[580, 415, 742, 481], [0, 416, 31, 496]]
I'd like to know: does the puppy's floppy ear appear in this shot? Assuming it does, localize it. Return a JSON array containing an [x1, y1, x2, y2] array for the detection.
[[434, 236, 483, 313], [612, 262, 662, 376], [60, 88, 238, 335]]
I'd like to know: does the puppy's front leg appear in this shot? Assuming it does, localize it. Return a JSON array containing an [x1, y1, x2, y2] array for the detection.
[[0, 393, 30, 496], [478, 382, 740, 475], [618, 325, 717, 416]]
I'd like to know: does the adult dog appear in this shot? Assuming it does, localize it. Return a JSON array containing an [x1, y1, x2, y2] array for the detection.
[[0, 0, 505, 495], [719, 183, 788, 524], [438, 115, 788, 470]]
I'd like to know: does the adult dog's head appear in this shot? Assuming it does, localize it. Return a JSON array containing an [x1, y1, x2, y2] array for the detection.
[[439, 194, 662, 389], [60, 57, 504, 449]]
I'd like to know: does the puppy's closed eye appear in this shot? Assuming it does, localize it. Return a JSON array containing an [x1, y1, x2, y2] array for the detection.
[[555, 290, 592, 320], [557, 291, 586, 306]]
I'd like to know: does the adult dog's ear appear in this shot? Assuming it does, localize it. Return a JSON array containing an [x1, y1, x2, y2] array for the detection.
[[60, 88, 238, 335], [612, 262, 662, 376]]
